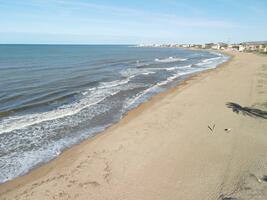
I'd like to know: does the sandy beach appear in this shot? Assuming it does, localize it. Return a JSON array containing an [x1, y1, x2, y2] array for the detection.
[[1, 51, 267, 200]]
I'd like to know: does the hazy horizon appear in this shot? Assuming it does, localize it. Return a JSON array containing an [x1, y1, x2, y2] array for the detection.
[[0, 0, 266, 44]]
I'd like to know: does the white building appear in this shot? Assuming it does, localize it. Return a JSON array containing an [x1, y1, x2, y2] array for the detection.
[[238, 45, 246, 52], [211, 44, 220, 50], [181, 44, 190, 48]]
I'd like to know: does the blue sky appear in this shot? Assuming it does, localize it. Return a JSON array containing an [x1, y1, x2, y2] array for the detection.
[[0, 0, 266, 44]]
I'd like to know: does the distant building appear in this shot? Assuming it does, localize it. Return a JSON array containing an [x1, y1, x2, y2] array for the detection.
[[181, 44, 190, 48], [137, 41, 267, 53], [191, 44, 202, 48], [228, 45, 239, 51], [210, 43, 228, 50], [238, 45, 245, 52], [211, 44, 220, 50], [202, 43, 214, 49], [259, 44, 265, 49], [246, 45, 257, 51], [218, 43, 228, 50]]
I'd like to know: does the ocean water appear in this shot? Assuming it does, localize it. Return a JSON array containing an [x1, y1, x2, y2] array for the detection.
[[0, 45, 228, 183]]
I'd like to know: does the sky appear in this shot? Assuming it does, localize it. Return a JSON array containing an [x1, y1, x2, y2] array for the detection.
[[0, 0, 266, 44]]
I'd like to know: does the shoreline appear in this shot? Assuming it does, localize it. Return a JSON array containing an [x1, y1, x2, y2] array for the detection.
[[1, 51, 267, 200], [0, 50, 231, 185], [0, 51, 232, 191], [0, 49, 229, 184], [0, 48, 228, 185]]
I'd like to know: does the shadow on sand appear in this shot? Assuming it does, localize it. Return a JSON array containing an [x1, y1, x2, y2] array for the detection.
[[226, 102, 267, 119]]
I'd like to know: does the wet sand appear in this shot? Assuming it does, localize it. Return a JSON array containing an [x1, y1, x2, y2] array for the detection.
[[1, 51, 267, 200]]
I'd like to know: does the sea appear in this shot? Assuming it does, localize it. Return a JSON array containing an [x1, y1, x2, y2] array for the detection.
[[0, 45, 229, 183]]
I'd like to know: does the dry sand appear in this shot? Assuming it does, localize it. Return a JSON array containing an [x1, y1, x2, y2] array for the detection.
[[1, 51, 267, 200]]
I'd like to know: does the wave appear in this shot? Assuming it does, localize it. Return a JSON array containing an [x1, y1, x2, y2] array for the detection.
[[195, 56, 222, 66], [166, 64, 192, 71], [0, 78, 132, 135], [0, 93, 25, 105], [155, 56, 188, 63], [141, 71, 156, 76], [124, 71, 183, 110], [120, 67, 156, 79], [0, 92, 77, 117], [136, 63, 151, 68], [123, 54, 227, 111], [209, 51, 223, 57], [131, 64, 192, 73], [135, 60, 153, 68], [203, 57, 221, 63], [150, 64, 192, 72]]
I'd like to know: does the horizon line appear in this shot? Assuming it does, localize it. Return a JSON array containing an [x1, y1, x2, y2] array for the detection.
[[0, 40, 266, 46]]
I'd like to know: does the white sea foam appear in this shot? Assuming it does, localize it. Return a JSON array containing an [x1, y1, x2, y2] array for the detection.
[[135, 62, 151, 68], [0, 125, 106, 183], [209, 51, 223, 57], [120, 67, 155, 78], [124, 71, 182, 109], [123, 54, 228, 111], [141, 71, 156, 75], [159, 64, 192, 71], [0, 78, 132, 135], [135, 64, 192, 72], [155, 56, 187, 63], [195, 56, 223, 67]]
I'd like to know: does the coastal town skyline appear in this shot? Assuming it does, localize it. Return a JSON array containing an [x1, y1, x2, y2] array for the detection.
[[137, 41, 267, 53]]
